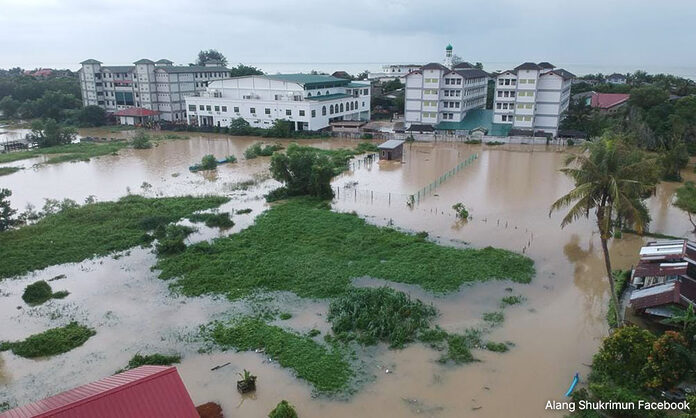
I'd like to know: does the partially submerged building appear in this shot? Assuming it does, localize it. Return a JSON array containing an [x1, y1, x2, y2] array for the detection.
[[184, 74, 370, 131], [78, 58, 231, 123], [404, 45, 489, 129], [0, 366, 198, 417], [377, 139, 404, 161], [493, 62, 575, 136], [629, 240, 696, 318]]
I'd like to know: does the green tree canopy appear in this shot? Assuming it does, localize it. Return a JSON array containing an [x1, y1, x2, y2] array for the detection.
[[196, 49, 228, 66], [0, 188, 17, 232], [229, 64, 263, 77], [269, 143, 335, 199], [26, 118, 77, 148], [674, 181, 696, 231]]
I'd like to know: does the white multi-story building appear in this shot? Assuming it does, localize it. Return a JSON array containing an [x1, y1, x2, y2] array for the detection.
[[367, 64, 422, 83], [493, 62, 574, 136], [78, 58, 231, 122], [404, 45, 489, 128], [184, 74, 370, 131]]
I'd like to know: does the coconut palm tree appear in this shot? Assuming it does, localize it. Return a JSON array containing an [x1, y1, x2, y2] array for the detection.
[[550, 136, 659, 326]]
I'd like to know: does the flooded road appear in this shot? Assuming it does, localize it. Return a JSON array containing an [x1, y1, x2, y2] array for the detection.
[[1, 132, 694, 417]]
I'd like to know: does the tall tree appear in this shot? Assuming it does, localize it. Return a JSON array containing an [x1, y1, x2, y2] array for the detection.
[[550, 137, 659, 326], [674, 181, 696, 232], [196, 49, 228, 66], [0, 188, 17, 232]]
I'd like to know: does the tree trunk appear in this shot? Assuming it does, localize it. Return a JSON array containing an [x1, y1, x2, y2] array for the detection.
[[601, 236, 622, 327], [688, 213, 696, 233]]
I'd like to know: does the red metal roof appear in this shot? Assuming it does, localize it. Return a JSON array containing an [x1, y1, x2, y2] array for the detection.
[[630, 281, 682, 310], [0, 366, 198, 418], [113, 107, 160, 117], [590, 93, 630, 109]]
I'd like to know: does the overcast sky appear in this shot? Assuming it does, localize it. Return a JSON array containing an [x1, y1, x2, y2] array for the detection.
[[1, 0, 695, 75]]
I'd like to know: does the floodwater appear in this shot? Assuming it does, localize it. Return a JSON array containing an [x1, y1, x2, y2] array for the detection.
[[1, 132, 694, 417]]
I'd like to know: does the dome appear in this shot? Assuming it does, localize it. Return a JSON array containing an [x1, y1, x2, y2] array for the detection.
[[445, 44, 453, 51]]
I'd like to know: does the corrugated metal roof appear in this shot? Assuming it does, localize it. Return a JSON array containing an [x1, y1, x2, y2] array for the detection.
[[378, 140, 405, 149], [1, 366, 198, 418], [630, 281, 681, 310]]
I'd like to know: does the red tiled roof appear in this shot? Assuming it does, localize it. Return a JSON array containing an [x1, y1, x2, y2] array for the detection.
[[590, 93, 630, 109], [0, 366, 198, 418], [113, 107, 160, 117]]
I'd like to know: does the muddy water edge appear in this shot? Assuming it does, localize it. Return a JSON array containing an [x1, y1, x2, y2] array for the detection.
[[1, 130, 694, 417]]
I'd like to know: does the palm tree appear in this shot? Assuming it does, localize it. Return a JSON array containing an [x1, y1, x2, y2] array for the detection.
[[550, 136, 659, 326], [661, 304, 696, 336]]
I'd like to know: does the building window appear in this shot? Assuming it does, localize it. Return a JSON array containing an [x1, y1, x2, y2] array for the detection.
[[214, 106, 220, 112], [363, 89, 368, 95], [496, 103, 501, 109], [286, 109, 292, 116], [340, 103, 344, 112], [354, 101, 358, 109], [326, 90, 330, 95], [311, 110, 316, 117], [189, 104, 196, 111], [528, 79, 536, 84], [497, 91, 502, 97], [322, 106, 326, 116], [265, 108, 271, 115], [498, 79, 504, 85], [250, 107, 256, 114], [206, 105, 211, 111], [234, 106, 239, 112], [222, 106, 227, 112], [330, 105, 334, 114], [525, 116, 532, 121], [299, 110, 305, 116]]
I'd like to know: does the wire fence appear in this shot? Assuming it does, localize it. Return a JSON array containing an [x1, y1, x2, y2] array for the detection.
[[334, 187, 411, 206], [409, 153, 478, 205]]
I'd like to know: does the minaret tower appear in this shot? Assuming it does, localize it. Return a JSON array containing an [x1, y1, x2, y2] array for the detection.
[[444, 44, 453, 68]]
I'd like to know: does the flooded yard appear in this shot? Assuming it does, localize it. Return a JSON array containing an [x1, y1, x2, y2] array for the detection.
[[1, 131, 694, 417]]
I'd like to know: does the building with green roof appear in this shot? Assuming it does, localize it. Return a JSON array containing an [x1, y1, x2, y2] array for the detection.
[[185, 74, 371, 131]]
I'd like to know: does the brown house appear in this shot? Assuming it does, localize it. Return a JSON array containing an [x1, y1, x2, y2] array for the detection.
[[377, 139, 404, 161]]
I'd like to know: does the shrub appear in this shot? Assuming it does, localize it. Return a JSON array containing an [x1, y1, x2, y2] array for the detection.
[[279, 312, 292, 320], [591, 325, 655, 387], [21, 280, 69, 305], [236, 208, 253, 214], [200, 154, 218, 170], [485, 342, 509, 352], [452, 203, 469, 219], [483, 311, 504, 326], [22, 280, 53, 305], [269, 144, 337, 199], [355, 141, 378, 153], [500, 295, 523, 306], [245, 143, 283, 159], [155, 224, 194, 256], [567, 139, 575, 146], [189, 212, 234, 228], [269, 400, 298, 418], [117, 353, 181, 373], [1, 322, 95, 358], [131, 132, 152, 149], [328, 287, 437, 348], [439, 334, 474, 364], [643, 331, 691, 389], [360, 133, 374, 140], [226, 155, 237, 163]]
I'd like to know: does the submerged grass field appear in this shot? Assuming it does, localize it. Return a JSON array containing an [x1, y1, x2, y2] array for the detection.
[[0, 322, 95, 358], [0, 194, 229, 279], [157, 198, 535, 299], [207, 317, 353, 393], [0, 141, 131, 164], [0, 166, 20, 176]]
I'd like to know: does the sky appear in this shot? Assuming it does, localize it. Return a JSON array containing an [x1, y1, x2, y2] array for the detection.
[[1, 0, 695, 76]]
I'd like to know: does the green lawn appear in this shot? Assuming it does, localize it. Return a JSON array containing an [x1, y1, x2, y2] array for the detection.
[[207, 317, 352, 393], [0, 166, 20, 176], [0, 195, 229, 279], [0, 322, 95, 358], [0, 141, 132, 164], [157, 198, 535, 299]]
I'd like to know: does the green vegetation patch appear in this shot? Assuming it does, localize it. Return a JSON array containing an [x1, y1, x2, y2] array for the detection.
[[0, 194, 228, 279], [22, 280, 69, 305], [189, 212, 234, 228], [269, 400, 298, 418], [157, 198, 534, 300], [244, 143, 283, 159], [0, 166, 20, 176], [0, 322, 95, 358], [328, 287, 437, 348], [0, 141, 130, 165], [500, 295, 524, 307], [116, 353, 181, 373], [206, 317, 352, 393], [482, 311, 504, 326]]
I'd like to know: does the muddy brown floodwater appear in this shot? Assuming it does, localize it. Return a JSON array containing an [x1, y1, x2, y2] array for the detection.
[[1, 131, 694, 417]]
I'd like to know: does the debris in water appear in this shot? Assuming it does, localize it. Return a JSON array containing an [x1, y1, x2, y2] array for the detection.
[[402, 398, 445, 415], [472, 406, 482, 411], [385, 369, 392, 374], [210, 362, 231, 371], [49, 274, 67, 282]]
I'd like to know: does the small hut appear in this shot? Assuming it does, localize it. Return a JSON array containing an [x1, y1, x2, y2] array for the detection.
[[377, 139, 405, 161]]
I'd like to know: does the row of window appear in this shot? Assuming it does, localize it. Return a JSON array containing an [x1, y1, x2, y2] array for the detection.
[[498, 79, 517, 86], [441, 112, 457, 120], [444, 78, 463, 85], [496, 102, 534, 110], [497, 91, 516, 98], [195, 72, 229, 79], [423, 89, 438, 95], [189, 100, 366, 118], [442, 101, 460, 109], [423, 101, 438, 107], [519, 79, 536, 84], [422, 112, 437, 118], [518, 91, 535, 97], [443, 90, 461, 97]]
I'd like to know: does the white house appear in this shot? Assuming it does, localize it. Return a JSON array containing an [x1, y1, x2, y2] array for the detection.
[[184, 74, 370, 131], [368, 64, 422, 83], [493, 62, 574, 136], [404, 45, 489, 128], [78, 58, 231, 123], [607, 73, 628, 84]]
